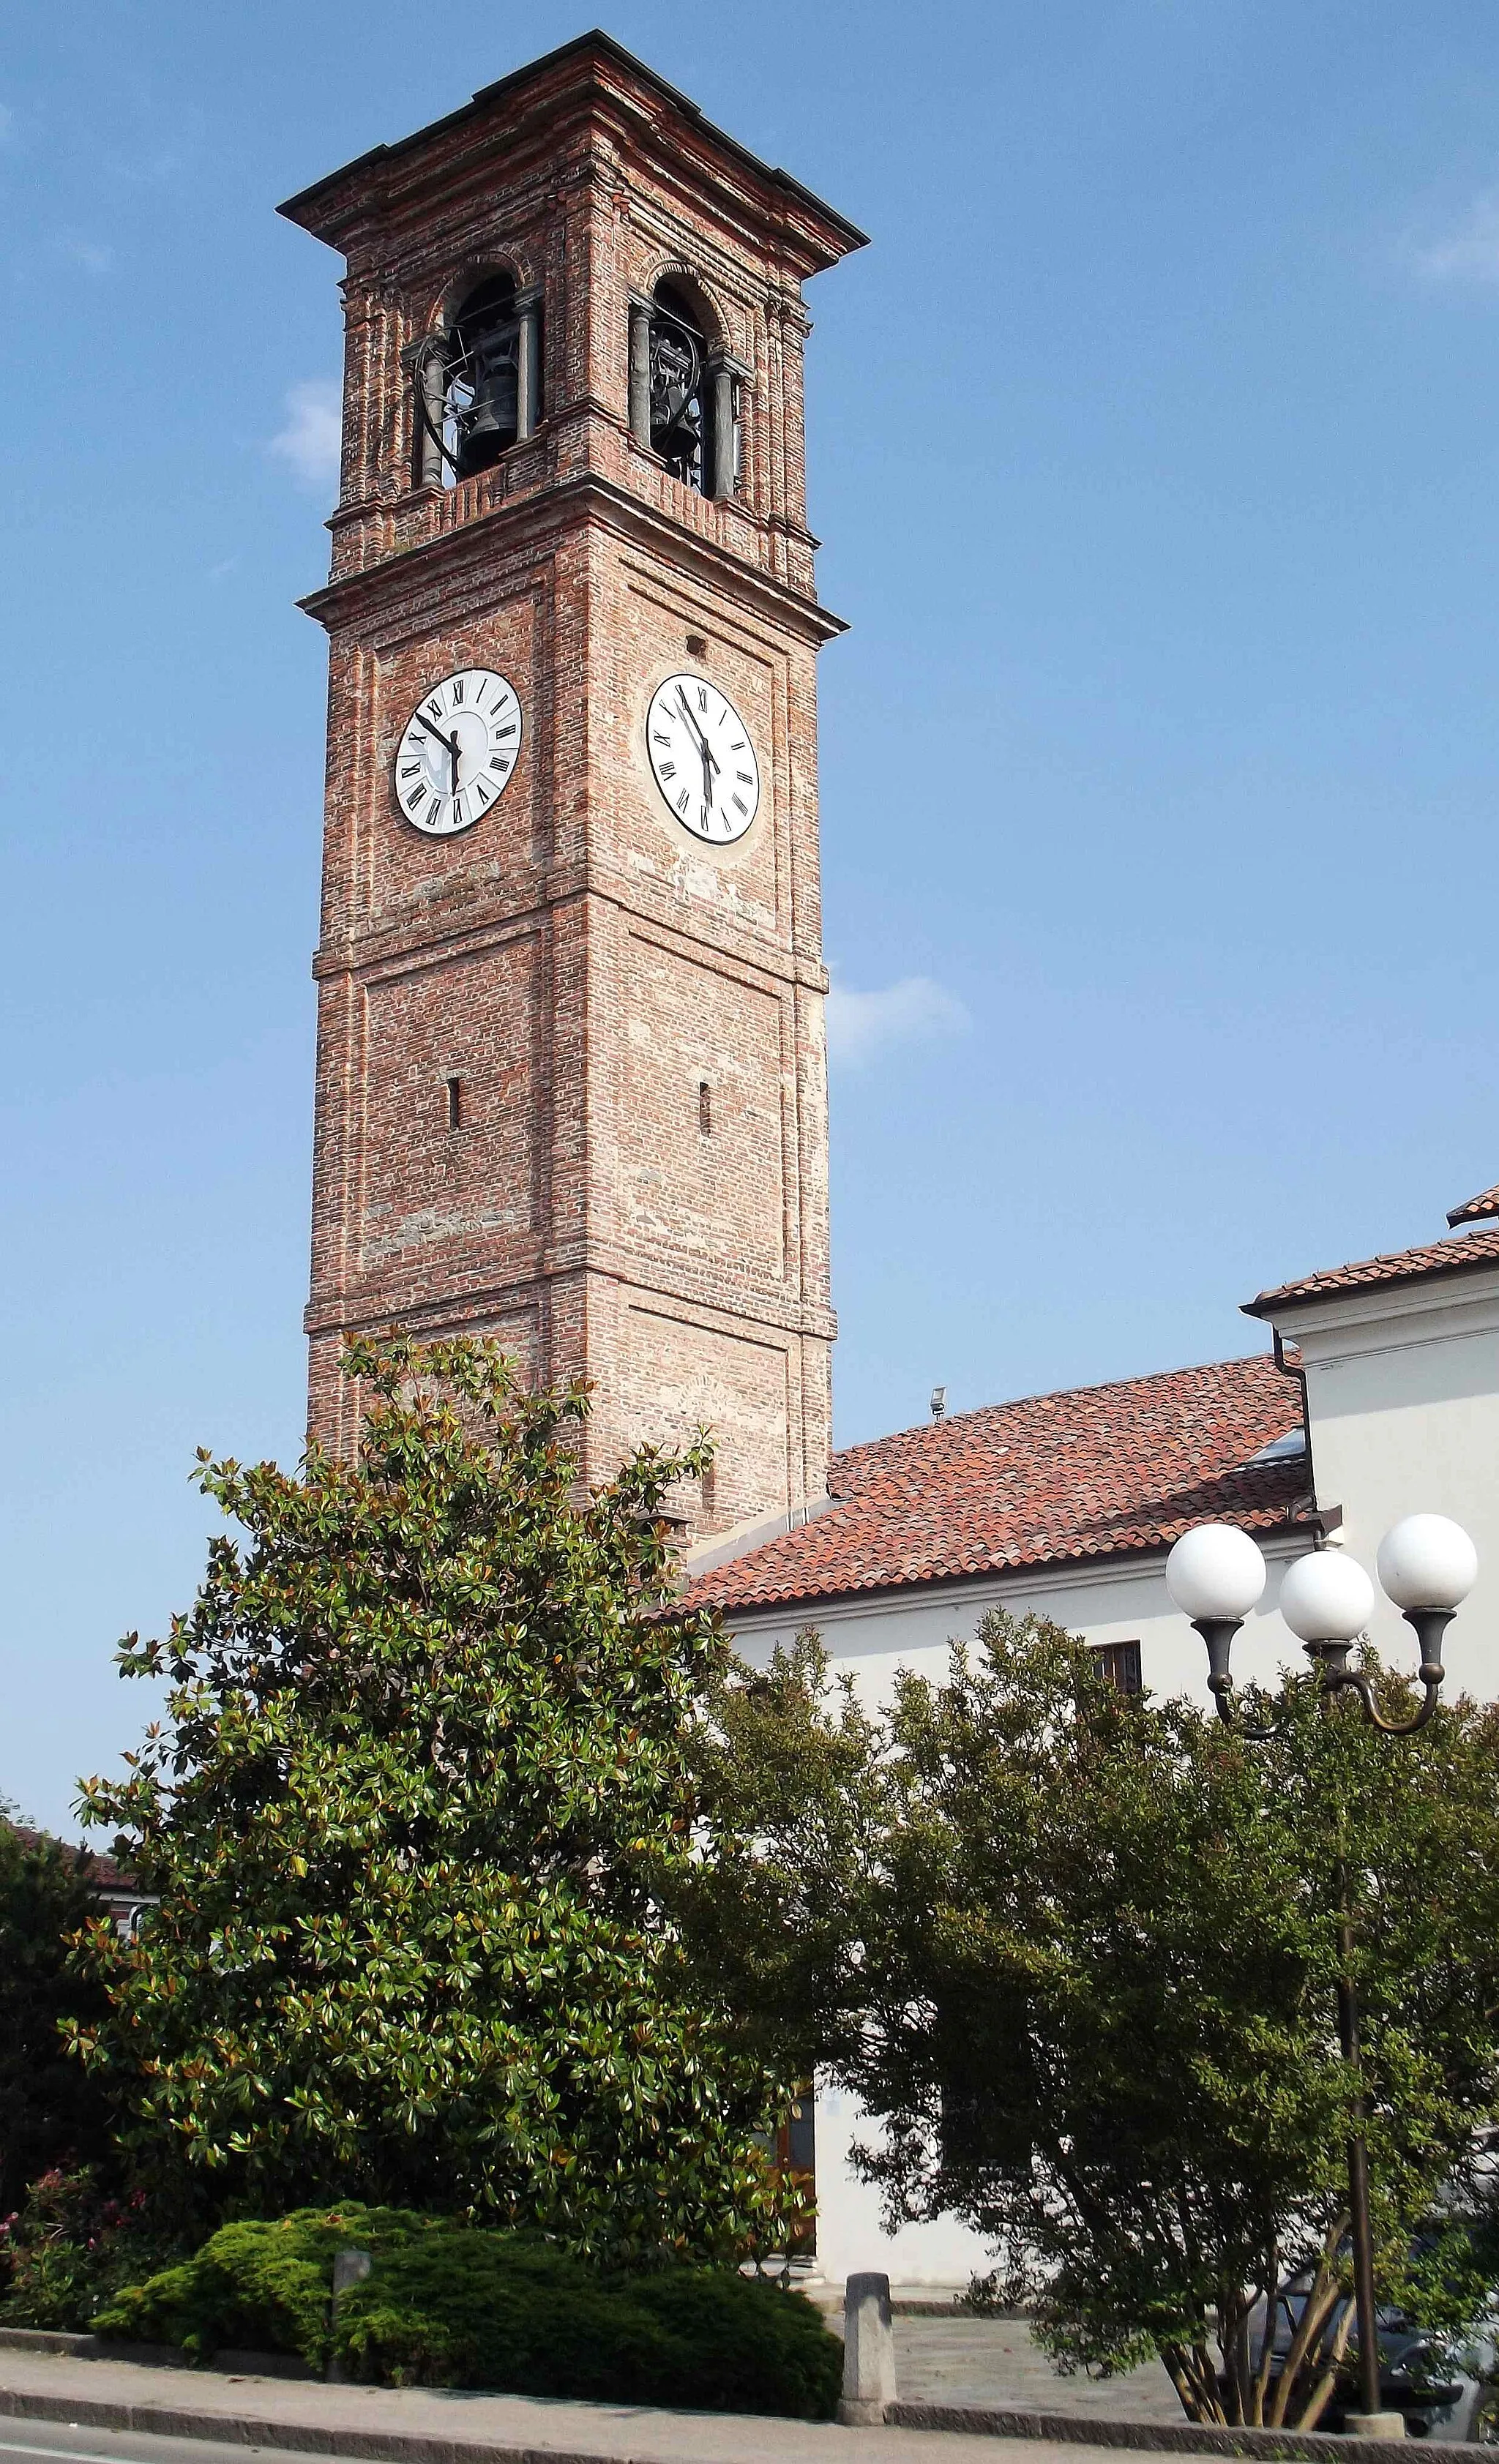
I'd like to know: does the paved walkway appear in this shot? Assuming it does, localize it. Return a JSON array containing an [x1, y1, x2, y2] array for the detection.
[[877, 2323, 1178, 2427], [0, 2343, 1203, 2464]]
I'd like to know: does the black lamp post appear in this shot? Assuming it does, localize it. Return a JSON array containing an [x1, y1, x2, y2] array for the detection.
[[1164, 1513, 1479, 2439]]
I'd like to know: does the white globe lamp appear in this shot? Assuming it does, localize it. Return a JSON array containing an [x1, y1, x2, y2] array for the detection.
[[1166, 1524, 1268, 1712], [1165, 1524, 1268, 1623], [1375, 1514, 1477, 1614], [1278, 1551, 1375, 1647]]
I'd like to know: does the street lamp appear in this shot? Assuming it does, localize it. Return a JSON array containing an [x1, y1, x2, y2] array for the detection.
[[1165, 1515, 1478, 2435]]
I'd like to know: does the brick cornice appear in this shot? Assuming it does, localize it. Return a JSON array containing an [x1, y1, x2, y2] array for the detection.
[[308, 1266, 837, 1346], [311, 872, 829, 995], [300, 468, 847, 647]]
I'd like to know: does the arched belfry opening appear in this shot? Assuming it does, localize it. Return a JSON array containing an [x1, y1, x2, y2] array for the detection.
[[411, 270, 542, 487], [628, 274, 740, 499]]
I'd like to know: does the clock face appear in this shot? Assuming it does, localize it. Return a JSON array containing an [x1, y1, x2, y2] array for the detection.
[[646, 673, 760, 845], [394, 667, 523, 836]]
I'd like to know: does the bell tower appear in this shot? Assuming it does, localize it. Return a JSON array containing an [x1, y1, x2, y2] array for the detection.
[[280, 33, 863, 1535]]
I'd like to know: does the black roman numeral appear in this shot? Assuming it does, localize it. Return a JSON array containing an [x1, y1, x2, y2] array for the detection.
[[452, 680, 465, 704]]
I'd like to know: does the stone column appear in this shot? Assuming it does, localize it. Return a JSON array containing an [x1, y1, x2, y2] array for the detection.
[[516, 288, 542, 441], [837, 2272, 895, 2427], [706, 355, 736, 499], [417, 340, 446, 487], [628, 294, 653, 447]]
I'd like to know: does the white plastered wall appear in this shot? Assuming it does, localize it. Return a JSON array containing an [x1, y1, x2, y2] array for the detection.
[[729, 1527, 1313, 2285], [1260, 1265, 1499, 1710]]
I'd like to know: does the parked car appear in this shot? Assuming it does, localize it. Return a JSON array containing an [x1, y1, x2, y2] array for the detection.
[[1255, 2259, 1499, 2439]]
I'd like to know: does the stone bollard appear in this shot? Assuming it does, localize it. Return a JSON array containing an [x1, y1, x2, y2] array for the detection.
[[1344, 2414, 1406, 2441], [837, 2272, 895, 2427], [326, 2247, 372, 2384]]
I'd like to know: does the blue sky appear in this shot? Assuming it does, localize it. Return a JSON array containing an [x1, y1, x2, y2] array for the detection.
[[4, 1, 1499, 1834]]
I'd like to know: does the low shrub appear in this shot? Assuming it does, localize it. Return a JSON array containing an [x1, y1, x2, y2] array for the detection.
[[97, 2209, 842, 2417], [1, 2168, 174, 2332], [92, 2206, 439, 2367], [335, 2234, 841, 2419]]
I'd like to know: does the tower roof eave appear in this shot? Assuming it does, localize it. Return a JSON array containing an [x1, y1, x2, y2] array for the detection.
[[277, 30, 869, 270]]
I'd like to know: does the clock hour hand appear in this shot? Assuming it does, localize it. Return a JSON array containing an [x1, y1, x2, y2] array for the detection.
[[412, 707, 461, 798]]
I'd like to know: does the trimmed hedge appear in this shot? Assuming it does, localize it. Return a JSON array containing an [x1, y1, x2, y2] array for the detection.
[[335, 2233, 840, 2416], [92, 2209, 841, 2419], [91, 2207, 439, 2367]]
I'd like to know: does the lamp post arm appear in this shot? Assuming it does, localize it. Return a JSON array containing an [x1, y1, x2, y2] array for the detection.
[[1192, 1619, 1281, 1738], [1341, 1669, 1441, 1736], [1334, 1609, 1453, 1736]]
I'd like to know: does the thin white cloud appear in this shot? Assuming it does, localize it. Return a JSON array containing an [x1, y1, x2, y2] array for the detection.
[[58, 232, 112, 275], [826, 974, 971, 1068], [1405, 190, 1499, 285], [269, 378, 342, 488]]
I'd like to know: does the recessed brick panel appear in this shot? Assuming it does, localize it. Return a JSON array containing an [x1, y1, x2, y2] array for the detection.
[[356, 933, 542, 1276], [621, 1305, 791, 1534], [621, 934, 785, 1283]]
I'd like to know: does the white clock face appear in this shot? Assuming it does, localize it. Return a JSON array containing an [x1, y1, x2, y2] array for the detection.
[[646, 673, 760, 845], [395, 667, 523, 836]]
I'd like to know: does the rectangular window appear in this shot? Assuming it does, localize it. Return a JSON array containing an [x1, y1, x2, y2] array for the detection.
[[1093, 1639, 1143, 1696]]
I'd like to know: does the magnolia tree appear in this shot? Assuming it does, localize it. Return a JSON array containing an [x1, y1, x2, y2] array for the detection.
[[72, 1336, 801, 2263], [0, 1818, 118, 2216], [680, 1614, 1499, 2425]]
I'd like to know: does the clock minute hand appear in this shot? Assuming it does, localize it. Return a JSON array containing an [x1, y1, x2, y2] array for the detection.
[[676, 686, 719, 775]]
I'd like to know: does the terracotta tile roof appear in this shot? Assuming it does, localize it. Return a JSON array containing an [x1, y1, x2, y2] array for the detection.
[[1246, 1223, 1499, 1314], [686, 1355, 1309, 1617], [5, 1824, 138, 1896], [1448, 1183, 1499, 1228]]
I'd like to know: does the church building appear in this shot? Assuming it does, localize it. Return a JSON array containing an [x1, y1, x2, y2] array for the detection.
[[282, 37, 1499, 2292]]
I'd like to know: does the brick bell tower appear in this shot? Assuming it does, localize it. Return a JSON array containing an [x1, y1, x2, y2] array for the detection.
[[280, 33, 862, 1537]]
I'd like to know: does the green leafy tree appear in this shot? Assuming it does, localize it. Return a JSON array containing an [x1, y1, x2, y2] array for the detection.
[[681, 1614, 1499, 2425], [72, 1335, 799, 2263], [0, 1816, 117, 2218]]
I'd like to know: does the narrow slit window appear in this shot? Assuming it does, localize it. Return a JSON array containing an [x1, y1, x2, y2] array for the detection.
[[445, 1076, 463, 1131], [699, 1081, 712, 1135]]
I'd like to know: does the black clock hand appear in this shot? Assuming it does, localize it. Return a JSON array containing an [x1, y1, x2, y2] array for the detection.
[[412, 708, 462, 799], [676, 686, 720, 776]]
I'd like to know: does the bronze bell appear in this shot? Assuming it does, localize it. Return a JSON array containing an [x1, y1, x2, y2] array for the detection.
[[453, 318, 520, 477]]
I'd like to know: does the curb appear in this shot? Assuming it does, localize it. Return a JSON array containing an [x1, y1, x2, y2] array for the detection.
[[0, 2385, 602, 2464], [888, 2403, 1489, 2462], [0, 2356, 1491, 2464]]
